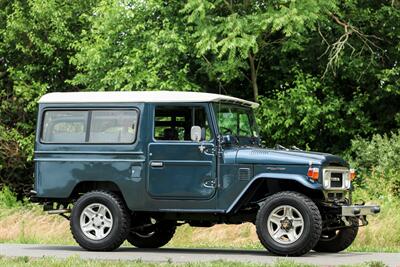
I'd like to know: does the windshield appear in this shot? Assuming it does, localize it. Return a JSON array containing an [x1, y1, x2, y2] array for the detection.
[[213, 103, 259, 146]]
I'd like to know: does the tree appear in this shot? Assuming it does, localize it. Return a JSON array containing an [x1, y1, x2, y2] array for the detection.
[[0, 0, 98, 195]]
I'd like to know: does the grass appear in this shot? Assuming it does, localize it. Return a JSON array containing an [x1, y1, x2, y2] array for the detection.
[[0, 202, 398, 252], [0, 187, 399, 252], [0, 256, 388, 267]]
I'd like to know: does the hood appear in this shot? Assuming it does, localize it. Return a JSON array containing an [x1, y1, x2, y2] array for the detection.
[[233, 148, 348, 166]]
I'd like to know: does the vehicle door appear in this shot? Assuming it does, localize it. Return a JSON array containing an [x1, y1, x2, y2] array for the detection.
[[147, 104, 217, 199]]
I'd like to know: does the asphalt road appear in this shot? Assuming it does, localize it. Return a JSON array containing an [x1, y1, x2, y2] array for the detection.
[[0, 244, 399, 266]]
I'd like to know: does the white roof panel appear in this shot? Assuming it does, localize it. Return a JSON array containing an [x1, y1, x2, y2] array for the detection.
[[38, 91, 259, 108]]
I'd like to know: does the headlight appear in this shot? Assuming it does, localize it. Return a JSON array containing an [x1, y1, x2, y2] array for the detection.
[[322, 167, 351, 190]]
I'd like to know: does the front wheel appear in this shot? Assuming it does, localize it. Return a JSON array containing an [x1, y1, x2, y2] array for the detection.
[[256, 191, 322, 256], [313, 217, 359, 253]]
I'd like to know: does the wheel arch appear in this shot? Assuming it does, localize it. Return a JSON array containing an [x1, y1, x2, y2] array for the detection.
[[226, 173, 324, 214], [69, 181, 126, 202]]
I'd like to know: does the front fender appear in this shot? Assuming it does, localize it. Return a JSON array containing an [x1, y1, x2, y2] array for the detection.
[[226, 173, 323, 213]]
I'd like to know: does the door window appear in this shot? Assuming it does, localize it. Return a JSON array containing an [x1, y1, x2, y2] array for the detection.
[[154, 106, 212, 141]]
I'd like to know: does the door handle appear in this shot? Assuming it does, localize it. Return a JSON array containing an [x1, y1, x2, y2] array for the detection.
[[203, 179, 216, 189], [198, 144, 215, 156], [150, 161, 164, 167]]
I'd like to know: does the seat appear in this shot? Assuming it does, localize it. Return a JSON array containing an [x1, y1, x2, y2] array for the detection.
[[163, 128, 179, 140]]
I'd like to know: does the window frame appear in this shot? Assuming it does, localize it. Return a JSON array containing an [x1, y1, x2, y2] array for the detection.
[[40, 108, 140, 145], [212, 103, 258, 138], [152, 104, 215, 143]]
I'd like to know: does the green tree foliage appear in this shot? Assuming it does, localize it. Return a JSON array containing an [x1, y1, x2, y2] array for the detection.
[[0, 0, 98, 195], [0, 0, 399, 195], [71, 1, 199, 91]]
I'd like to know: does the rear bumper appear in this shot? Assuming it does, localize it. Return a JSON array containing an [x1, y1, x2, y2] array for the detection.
[[341, 205, 380, 216]]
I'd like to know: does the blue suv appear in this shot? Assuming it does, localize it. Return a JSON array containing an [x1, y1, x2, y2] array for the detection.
[[31, 91, 380, 256]]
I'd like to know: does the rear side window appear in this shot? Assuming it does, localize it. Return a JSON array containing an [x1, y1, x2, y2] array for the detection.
[[41, 109, 138, 144], [42, 111, 88, 143]]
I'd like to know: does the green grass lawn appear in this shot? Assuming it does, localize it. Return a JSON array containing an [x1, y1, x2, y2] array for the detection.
[[0, 256, 388, 267]]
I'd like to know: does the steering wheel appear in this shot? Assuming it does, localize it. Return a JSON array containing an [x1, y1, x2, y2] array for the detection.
[[220, 126, 233, 135]]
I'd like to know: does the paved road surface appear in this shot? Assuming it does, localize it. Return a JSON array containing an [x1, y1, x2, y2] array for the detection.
[[0, 244, 399, 266]]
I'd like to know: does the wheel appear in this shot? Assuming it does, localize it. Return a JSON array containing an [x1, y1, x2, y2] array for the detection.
[[313, 217, 359, 253], [70, 191, 131, 251], [256, 191, 322, 256], [127, 217, 176, 248]]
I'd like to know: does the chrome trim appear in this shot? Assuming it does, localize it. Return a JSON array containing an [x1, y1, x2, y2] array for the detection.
[[322, 167, 351, 190], [341, 205, 380, 216]]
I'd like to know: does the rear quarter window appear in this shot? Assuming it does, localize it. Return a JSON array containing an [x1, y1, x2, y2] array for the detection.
[[41, 111, 88, 143]]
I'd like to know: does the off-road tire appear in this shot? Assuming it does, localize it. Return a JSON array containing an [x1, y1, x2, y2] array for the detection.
[[313, 217, 359, 253], [70, 190, 131, 251], [256, 191, 322, 256], [127, 220, 176, 248]]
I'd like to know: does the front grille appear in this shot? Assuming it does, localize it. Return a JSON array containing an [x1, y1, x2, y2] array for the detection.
[[322, 167, 350, 190], [330, 172, 343, 188]]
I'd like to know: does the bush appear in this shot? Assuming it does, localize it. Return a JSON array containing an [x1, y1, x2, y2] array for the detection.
[[0, 124, 34, 197], [0, 185, 22, 208], [347, 131, 400, 200]]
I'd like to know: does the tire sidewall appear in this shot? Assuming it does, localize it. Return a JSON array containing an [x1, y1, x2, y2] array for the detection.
[[71, 192, 124, 250], [257, 193, 320, 254]]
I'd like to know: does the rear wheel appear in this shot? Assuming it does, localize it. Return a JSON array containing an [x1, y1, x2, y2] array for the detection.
[[256, 191, 322, 256], [313, 217, 359, 253], [70, 191, 130, 251], [127, 217, 176, 248]]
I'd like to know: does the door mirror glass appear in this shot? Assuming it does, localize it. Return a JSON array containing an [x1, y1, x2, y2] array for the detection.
[[190, 126, 202, 142]]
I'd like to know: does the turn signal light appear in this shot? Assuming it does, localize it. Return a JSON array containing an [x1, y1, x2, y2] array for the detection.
[[350, 169, 356, 180], [307, 167, 319, 181]]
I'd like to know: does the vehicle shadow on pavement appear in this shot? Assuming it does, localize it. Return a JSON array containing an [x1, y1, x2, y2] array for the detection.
[[27, 245, 358, 258]]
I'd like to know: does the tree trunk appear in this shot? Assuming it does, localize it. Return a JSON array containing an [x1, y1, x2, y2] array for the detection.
[[248, 53, 259, 102]]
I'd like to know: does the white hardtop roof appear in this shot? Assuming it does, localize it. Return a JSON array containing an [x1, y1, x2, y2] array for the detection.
[[38, 91, 259, 108]]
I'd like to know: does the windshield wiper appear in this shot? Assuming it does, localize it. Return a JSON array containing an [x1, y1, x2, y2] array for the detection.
[[274, 144, 289, 151]]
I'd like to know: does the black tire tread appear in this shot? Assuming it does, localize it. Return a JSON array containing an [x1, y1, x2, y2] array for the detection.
[[70, 190, 131, 251], [313, 217, 358, 253], [127, 221, 176, 248], [256, 191, 322, 256]]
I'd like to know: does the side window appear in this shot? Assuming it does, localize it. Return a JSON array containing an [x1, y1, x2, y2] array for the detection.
[[41, 109, 138, 144], [42, 111, 88, 143], [89, 110, 138, 143], [154, 106, 212, 141]]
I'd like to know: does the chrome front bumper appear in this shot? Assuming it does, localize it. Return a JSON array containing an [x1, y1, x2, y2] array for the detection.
[[341, 205, 380, 216]]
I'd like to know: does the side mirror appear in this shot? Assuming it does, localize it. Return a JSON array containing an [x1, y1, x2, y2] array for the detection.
[[190, 126, 202, 142]]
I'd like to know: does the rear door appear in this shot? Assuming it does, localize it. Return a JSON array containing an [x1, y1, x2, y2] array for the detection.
[[147, 104, 217, 200]]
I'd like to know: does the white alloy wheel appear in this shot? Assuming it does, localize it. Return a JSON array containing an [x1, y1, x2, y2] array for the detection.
[[267, 205, 304, 244], [80, 203, 113, 240]]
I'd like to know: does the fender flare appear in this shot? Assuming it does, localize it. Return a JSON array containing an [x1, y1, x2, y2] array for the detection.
[[226, 172, 323, 213]]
